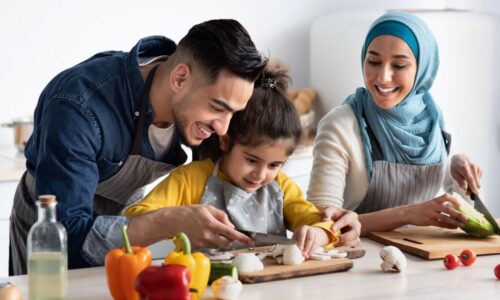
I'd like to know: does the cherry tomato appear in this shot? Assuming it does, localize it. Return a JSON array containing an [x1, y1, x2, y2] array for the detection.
[[459, 249, 477, 266], [443, 254, 460, 270], [495, 264, 500, 280]]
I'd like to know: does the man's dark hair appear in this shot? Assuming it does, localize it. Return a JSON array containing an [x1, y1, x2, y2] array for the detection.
[[177, 19, 267, 82]]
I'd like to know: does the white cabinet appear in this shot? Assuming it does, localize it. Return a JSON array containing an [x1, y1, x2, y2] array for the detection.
[[282, 144, 314, 193], [0, 181, 18, 277]]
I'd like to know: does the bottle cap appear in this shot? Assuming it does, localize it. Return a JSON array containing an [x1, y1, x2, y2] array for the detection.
[[39, 195, 56, 203], [38, 195, 56, 207]]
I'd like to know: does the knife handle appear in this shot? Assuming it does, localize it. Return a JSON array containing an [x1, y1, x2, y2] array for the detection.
[[467, 187, 477, 200]]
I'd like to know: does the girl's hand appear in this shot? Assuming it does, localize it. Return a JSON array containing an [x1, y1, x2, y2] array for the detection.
[[451, 154, 482, 194], [405, 194, 468, 229], [292, 226, 328, 259]]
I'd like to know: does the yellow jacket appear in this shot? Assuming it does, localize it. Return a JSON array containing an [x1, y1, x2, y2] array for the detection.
[[125, 159, 338, 244]]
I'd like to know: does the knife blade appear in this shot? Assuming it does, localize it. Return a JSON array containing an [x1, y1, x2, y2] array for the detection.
[[467, 188, 500, 234], [239, 230, 296, 245]]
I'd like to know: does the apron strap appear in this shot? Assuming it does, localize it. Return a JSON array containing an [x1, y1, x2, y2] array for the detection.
[[130, 65, 159, 155], [441, 130, 451, 155], [212, 159, 221, 177]]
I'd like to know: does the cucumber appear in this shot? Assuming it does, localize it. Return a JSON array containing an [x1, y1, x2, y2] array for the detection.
[[209, 262, 238, 283]]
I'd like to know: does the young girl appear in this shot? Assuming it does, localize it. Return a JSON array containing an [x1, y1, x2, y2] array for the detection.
[[125, 62, 338, 257]]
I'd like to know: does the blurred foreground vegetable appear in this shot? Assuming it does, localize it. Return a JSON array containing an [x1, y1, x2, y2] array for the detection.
[[165, 232, 210, 299], [135, 265, 191, 300], [105, 225, 152, 300]]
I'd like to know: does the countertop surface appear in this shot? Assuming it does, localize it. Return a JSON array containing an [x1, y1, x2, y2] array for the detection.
[[2, 238, 499, 299], [0, 146, 25, 182]]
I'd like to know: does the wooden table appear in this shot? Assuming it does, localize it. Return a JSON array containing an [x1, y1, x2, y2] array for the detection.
[[2, 239, 499, 299]]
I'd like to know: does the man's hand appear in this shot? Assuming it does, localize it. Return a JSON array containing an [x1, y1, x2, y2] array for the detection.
[[321, 207, 361, 246], [451, 154, 482, 195], [127, 204, 254, 249]]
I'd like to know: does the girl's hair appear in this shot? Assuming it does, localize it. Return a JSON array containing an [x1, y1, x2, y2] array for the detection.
[[197, 60, 302, 160]]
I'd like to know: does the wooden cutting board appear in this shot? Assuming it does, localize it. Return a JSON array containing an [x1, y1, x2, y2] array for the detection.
[[234, 245, 365, 284], [369, 225, 500, 260]]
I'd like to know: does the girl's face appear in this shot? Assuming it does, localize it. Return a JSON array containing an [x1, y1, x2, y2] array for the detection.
[[363, 35, 417, 109], [219, 138, 293, 193]]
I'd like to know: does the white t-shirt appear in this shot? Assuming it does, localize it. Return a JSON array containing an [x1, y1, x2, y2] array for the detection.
[[139, 55, 174, 160], [148, 124, 175, 160]]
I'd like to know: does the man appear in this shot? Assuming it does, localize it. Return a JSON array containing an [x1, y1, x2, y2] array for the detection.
[[10, 19, 266, 274]]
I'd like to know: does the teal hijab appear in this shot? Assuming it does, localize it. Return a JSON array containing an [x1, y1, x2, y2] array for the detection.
[[345, 11, 446, 177]]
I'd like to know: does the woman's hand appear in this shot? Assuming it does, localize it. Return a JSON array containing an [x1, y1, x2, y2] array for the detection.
[[292, 226, 328, 259], [405, 194, 468, 229], [320, 207, 361, 246], [451, 154, 482, 194]]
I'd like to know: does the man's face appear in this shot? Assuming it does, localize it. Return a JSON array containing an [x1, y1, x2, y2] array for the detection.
[[172, 69, 254, 147]]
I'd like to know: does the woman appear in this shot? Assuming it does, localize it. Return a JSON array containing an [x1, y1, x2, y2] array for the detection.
[[307, 11, 482, 235]]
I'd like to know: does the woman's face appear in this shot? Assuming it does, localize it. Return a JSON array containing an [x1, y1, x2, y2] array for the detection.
[[363, 35, 417, 109]]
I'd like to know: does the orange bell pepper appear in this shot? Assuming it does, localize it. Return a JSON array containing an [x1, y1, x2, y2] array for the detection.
[[165, 232, 210, 300], [105, 225, 152, 300]]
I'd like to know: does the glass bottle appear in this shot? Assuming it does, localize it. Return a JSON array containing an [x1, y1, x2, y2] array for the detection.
[[27, 195, 68, 300]]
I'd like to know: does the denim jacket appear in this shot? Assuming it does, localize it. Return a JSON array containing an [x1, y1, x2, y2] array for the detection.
[[24, 36, 186, 268]]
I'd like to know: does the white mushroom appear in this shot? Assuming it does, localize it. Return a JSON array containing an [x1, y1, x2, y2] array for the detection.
[[282, 244, 305, 265], [380, 246, 407, 272], [211, 276, 243, 299], [208, 252, 234, 262], [311, 247, 348, 259], [232, 253, 264, 273]]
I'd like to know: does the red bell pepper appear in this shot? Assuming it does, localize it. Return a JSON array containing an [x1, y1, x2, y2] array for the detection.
[[135, 264, 191, 300]]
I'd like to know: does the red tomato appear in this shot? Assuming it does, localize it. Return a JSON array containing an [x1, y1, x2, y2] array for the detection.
[[443, 254, 460, 270], [459, 249, 477, 266], [495, 264, 500, 280]]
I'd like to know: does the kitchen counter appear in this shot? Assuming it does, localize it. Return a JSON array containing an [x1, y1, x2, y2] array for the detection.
[[2, 239, 499, 299], [0, 146, 25, 182]]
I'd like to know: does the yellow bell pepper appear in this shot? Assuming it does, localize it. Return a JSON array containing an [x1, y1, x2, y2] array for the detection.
[[165, 232, 210, 300]]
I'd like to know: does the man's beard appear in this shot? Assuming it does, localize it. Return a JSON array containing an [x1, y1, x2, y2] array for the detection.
[[171, 98, 196, 147]]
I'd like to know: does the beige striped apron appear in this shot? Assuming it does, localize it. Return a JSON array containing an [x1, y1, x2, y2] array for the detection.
[[199, 160, 287, 251], [9, 65, 186, 274], [355, 127, 450, 214]]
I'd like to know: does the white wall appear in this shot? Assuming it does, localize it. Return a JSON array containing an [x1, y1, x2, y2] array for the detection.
[[0, 0, 470, 145]]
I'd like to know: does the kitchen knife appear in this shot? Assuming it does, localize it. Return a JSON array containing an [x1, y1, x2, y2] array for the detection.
[[239, 230, 296, 245], [467, 188, 500, 234]]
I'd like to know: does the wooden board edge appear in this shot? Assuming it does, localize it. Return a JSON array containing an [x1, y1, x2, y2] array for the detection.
[[335, 246, 366, 259], [368, 232, 431, 260], [239, 261, 353, 284]]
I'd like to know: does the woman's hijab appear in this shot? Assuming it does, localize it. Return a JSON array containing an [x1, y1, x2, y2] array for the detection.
[[345, 11, 446, 177]]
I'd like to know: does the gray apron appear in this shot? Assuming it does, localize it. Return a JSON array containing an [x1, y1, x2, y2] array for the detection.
[[10, 65, 186, 274], [199, 161, 287, 250], [355, 124, 450, 214]]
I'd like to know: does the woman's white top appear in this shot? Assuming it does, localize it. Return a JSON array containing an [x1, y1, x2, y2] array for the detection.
[[307, 104, 456, 210]]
